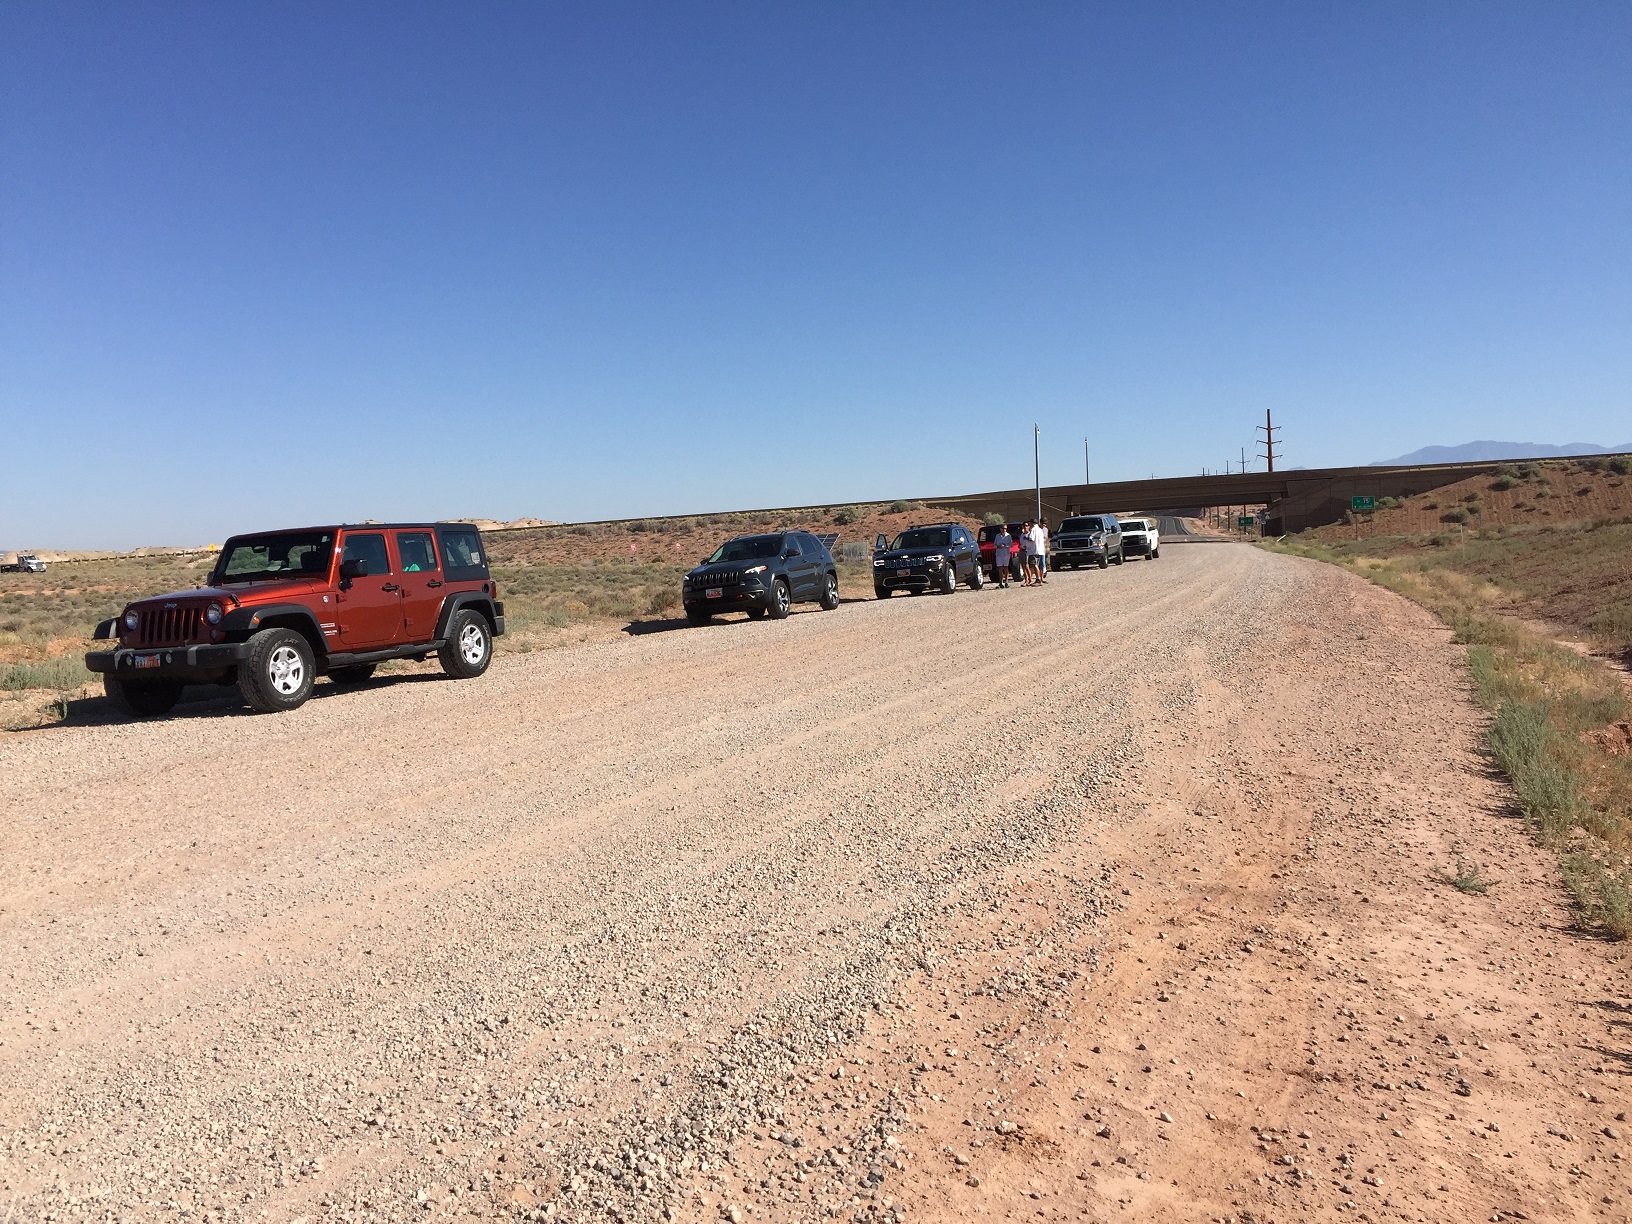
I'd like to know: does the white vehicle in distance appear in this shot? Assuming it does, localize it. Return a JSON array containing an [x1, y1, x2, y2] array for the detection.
[[1117, 518, 1160, 560]]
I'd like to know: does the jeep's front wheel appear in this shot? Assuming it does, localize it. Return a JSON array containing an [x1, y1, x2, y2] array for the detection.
[[237, 628, 315, 713], [938, 564, 957, 595], [328, 664, 376, 685], [967, 562, 984, 591], [819, 572, 840, 611], [766, 578, 792, 620], [439, 610, 492, 679], [104, 676, 183, 718]]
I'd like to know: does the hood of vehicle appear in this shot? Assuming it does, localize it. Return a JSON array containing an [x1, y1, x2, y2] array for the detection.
[[126, 580, 321, 610], [687, 561, 768, 580]]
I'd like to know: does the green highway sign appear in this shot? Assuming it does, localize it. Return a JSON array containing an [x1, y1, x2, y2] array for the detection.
[[1237, 516, 1255, 528], [1351, 495, 1376, 512]]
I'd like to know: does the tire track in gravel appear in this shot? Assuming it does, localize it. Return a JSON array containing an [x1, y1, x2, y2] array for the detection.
[[0, 543, 1302, 1223]]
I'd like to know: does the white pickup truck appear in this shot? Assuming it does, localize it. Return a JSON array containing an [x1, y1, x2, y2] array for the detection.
[[1116, 518, 1160, 560]]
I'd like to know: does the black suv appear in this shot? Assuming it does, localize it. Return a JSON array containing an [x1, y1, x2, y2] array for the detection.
[[682, 532, 839, 624], [872, 524, 984, 596], [1052, 515, 1124, 569]]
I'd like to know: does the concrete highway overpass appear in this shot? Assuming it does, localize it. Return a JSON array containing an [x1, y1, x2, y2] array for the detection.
[[927, 454, 1626, 534]]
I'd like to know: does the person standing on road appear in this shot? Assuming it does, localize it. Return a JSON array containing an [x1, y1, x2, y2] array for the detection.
[[1036, 519, 1050, 584], [1021, 519, 1040, 586], [991, 526, 1013, 587], [1009, 526, 1025, 585]]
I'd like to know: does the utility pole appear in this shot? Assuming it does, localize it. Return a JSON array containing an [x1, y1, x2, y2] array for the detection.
[[1241, 446, 1248, 473], [1033, 424, 1041, 521], [1257, 409, 1280, 473], [1084, 437, 1090, 486]]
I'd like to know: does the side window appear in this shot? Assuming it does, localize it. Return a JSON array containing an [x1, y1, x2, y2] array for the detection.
[[341, 533, 391, 577], [783, 535, 802, 557], [440, 529, 488, 581], [397, 531, 438, 573]]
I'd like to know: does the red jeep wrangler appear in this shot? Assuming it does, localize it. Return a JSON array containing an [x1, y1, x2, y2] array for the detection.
[[86, 524, 504, 717]]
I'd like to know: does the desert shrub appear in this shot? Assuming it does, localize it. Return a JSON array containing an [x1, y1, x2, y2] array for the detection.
[[644, 588, 679, 616], [625, 520, 651, 533], [1440, 509, 1470, 524], [1462, 491, 1482, 502], [1488, 701, 1581, 845], [887, 500, 922, 514], [1424, 500, 1439, 510], [984, 512, 1005, 526], [1517, 462, 1542, 479], [1376, 496, 1400, 510], [1609, 456, 1632, 475], [1, 656, 90, 691], [1489, 476, 1517, 491], [833, 506, 864, 525], [1496, 464, 1520, 479]]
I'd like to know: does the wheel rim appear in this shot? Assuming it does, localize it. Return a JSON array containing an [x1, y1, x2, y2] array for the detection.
[[268, 645, 305, 695], [460, 622, 487, 665], [776, 583, 789, 611], [826, 576, 837, 603]]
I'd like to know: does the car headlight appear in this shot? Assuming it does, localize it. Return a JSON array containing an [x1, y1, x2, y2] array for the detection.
[[743, 565, 767, 575], [122, 610, 139, 631], [873, 559, 887, 566], [205, 602, 223, 625], [926, 555, 946, 566]]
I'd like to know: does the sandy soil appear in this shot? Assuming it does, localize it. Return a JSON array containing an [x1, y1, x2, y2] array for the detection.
[[1, 544, 1625, 1224]]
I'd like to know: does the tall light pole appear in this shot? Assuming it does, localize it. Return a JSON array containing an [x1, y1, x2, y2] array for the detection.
[[1084, 437, 1090, 485], [1033, 424, 1042, 521]]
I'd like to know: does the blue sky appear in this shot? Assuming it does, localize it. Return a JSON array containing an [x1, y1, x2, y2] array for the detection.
[[3, 3, 1629, 547]]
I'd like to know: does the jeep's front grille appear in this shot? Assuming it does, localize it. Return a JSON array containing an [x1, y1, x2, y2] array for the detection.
[[132, 606, 204, 647], [692, 569, 742, 586]]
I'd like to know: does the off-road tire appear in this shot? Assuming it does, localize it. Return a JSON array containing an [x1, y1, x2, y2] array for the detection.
[[104, 676, 183, 718], [328, 664, 377, 685], [438, 610, 492, 679], [1150, 547, 1159, 559], [874, 585, 891, 599], [686, 609, 712, 626], [1098, 553, 1109, 570], [746, 606, 767, 620], [237, 628, 316, 713], [819, 572, 840, 611], [1113, 550, 1125, 565], [766, 579, 792, 620], [938, 565, 957, 595], [967, 564, 984, 591]]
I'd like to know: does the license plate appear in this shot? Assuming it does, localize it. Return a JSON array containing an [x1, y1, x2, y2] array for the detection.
[[133, 654, 161, 669], [897, 569, 910, 577], [706, 587, 723, 599]]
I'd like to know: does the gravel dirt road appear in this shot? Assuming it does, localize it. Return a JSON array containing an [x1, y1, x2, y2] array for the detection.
[[3, 544, 1626, 1223]]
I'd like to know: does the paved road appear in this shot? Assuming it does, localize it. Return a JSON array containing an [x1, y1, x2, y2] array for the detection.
[[1, 545, 1303, 1221]]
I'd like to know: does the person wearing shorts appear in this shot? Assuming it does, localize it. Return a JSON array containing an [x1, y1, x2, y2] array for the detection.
[[991, 527, 1013, 587], [1021, 520, 1039, 586]]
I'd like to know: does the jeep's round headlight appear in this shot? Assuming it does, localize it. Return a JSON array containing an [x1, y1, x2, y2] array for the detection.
[[122, 610, 139, 631], [205, 602, 223, 625]]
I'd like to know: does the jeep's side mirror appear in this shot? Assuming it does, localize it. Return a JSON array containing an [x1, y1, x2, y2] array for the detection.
[[874, 534, 887, 551], [339, 558, 368, 580]]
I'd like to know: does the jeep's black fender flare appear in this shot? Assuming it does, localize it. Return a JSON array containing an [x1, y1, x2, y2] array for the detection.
[[220, 604, 328, 658], [434, 593, 501, 641]]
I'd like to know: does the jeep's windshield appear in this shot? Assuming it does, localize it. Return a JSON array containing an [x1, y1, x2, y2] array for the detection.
[[215, 532, 334, 583], [707, 535, 781, 564], [1060, 518, 1102, 534], [892, 529, 951, 550]]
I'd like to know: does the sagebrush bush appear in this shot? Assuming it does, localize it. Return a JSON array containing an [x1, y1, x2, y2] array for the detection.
[[833, 506, 864, 525], [1, 656, 89, 692]]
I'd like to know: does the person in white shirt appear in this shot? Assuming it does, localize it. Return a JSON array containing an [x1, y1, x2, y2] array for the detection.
[[1036, 519, 1050, 583], [1021, 520, 1041, 586]]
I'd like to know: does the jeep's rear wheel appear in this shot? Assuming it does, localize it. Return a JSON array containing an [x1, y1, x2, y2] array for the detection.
[[746, 606, 767, 620], [237, 628, 315, 713], [438, 610, 492, 679], [874, 585, 891, 599], [766, 578, 792, 620], [104, 676, 183, 718], [328, 664, 376, 685], [819, 572, 840, 611]]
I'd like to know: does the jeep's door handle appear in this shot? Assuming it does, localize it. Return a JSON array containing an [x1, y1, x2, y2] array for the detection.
[[381, 583, 400, 592], [426, 580, 442, 588]]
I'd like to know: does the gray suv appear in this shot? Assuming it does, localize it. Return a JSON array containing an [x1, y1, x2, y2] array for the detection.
[[1052, 515, 1124, 569], [682, 532, 840, 624]]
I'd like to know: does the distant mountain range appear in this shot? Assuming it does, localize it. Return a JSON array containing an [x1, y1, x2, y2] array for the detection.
[[1372, 440, 1632, 466]]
